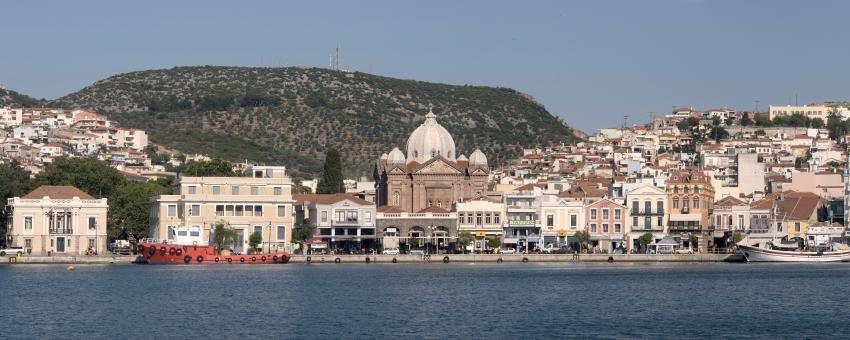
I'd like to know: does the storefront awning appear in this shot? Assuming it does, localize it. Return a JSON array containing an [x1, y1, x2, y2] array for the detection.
[[669, 214, 701, 222]]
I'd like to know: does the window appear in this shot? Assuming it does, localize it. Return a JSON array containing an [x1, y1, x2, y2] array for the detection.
[[212, 186, 221, 195], [657, 216, 663, 227], [335, 211, 345, 222], [235, 205, 244, 216], [683, 199, 689, 209], [570, 215, 577, 227], [684, 187, 689, 194], [631, 201, 639, 213], [347, 211, 358, 222], [88, 238, 95, 248], [615, 223, 621, 233], [190, 205, 200, 217], [25, 239, 32, 248], [614, 209, 621, 220], [644, 201, 651, 213], [476, 212, 483, 225], [547, 214, 554, 227], [321, 211, 328, 223], [603, 223, 609, 233], [645, 217, 651, 229], [657, 201, 664, 214], [274, 187, 282, 196], [188, 186, 197, 194], [673, 187, 678, 193], [590, 223, 597, 233], [365, 212, 372, 222], [795, 222, 801, 232], [216, 205, 224, 216], [277, 205, 286, 217], [25, 216, 33, 230], [694, 187, 700, 194], [88, 217, 97, 230], [253, 225, 262, 237], [486, 213, 492, 224], [633, 216, 638, 228], [277, 226, 286, 240], [673, 200, 679, 209], [251, 187, 259, 195], [494, 213, 501, 224], [254, 206, 263, 216], [602, 209, 609, 220], [590, 209, 597, 219], [232, 186, 240, 195], [167, 205, 177, 217]]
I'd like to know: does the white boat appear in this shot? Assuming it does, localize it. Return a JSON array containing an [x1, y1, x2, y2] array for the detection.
[[738, 244, 850, 262]]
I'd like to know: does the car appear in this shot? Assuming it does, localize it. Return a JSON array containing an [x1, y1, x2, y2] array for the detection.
[[540, 244, 558, 254], [409, 249, 425, 255], [675, 248, 694, 254], [0, 246, 25, 257], [499, 248, 517, 254], [382, 248, 400, 255]]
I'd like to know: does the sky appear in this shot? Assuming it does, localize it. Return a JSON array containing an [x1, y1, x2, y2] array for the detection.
[[2, 0, 849, 133]]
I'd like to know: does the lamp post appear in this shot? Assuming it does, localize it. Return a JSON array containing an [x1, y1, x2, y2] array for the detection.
[[267, 222, 272, 254]]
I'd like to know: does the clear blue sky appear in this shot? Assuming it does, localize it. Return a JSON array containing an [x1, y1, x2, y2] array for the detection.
[[2, 0, 849, 132]]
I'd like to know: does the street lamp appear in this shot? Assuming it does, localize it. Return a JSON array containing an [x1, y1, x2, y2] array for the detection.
[[267, 222, 272, 254]]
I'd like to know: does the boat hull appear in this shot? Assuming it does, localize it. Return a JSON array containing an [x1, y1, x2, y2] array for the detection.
[[138, 243, 290, 264], [738, 245, 850, 262]]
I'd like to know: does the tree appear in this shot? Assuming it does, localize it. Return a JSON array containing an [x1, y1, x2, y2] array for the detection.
[[316, 148, 344, 194], [740, 114, 753, 126], [754, 113, 773, 127], [108, 181, 171, 240], [688, 234, 699, 251], [731, 232, 743, 245], [408, 235, 420, 249], [0, 161, 31, 245], [248, 231, 262, 254], [754, 129, 766, 137], [457, 231, 472, 253], [182, 159, 236, 177], [638, 232, 654, 253], [574, 230, 590, 253], [709, 126, 730, 142], [291, 224, 316, 254], [810, 118, 825, 128], [827, 113, 848, 141], [33, 157, 125, 198], [213, 222, 237, 255], [486, 237, 501, 251]]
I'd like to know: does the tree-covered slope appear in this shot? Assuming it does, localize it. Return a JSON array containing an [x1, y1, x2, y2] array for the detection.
[[0, 87, 44, 107], [49, 66, 580, 178]]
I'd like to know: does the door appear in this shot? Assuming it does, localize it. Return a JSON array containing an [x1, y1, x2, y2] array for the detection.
[[233, 230, 245, 254], [56, 237, 65, 252]]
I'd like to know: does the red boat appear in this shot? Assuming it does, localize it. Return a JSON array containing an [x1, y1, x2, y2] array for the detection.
[[138, 242, 290, 264], [137, 226, 290, 264]]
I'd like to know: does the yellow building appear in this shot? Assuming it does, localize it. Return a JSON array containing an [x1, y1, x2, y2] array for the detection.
[[540, 198, 584, 247], [6, 186, 108, 255], [456, 198, 504, 252], [776, 191, 822, 239], [149, 165, 295, 253]]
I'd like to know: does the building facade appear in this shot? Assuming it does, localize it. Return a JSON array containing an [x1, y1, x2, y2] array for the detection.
[[666, 169, 716, 249], [149, 165, 295, 253], [6, 186, 108, 255], [584, 198, 628, 253], [626, 184, 668, 250], [456, 198, 505, 252], [293, 193, 377, 253]]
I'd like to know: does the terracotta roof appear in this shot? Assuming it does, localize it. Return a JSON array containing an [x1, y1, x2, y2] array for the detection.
[[417, 206, 449, 213], [514, 183, 547, 192], [377, 205, 404, 213], [777, 191, 821, 221], [293, 193, 372, 206], [23, 186, 95, 199], [715, 196, 746, 207]]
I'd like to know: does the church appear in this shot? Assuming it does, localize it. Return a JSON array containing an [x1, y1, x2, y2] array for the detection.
[[374, 109, 490, 212]]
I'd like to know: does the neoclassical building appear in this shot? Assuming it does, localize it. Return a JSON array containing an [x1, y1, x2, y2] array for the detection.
[[374, 109, 489, 213]]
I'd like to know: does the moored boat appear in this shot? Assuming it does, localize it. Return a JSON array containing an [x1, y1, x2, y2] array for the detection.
[[138, 226, 290, 264], [738, 244, 850, 262]]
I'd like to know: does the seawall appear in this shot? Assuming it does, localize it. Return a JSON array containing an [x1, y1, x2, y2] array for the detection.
[[291, 253, 744, 264]]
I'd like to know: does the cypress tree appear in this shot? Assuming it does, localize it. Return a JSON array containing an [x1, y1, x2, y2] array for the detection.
[[316, 148, 344, 194]]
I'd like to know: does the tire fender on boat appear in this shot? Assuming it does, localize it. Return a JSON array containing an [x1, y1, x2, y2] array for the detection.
[[392, 257, 397, 263], [273, 255, 279, 262], [497, 257, 503, 263], [214, 257, 220, 263], [251, 257, 257, 262], [175, 248, 182, 256], [522, 257, 529, 263], [365, 257, 371, 264], [196, 256, 204, 263], [334, 257, 341, 264], [240, 257, 245, 263], [443, 256, 450, 264], [261, 256, 267, 262], [159, 247, 167, 256], [306, 256, 312, 263], [227, 258, 232, 263], [168, 248, 176, 256], [183, 255, 192, 263]]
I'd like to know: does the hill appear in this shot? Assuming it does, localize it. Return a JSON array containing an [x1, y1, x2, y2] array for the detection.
[[0, 87, 44, 107], [49, 66, 580, 178]]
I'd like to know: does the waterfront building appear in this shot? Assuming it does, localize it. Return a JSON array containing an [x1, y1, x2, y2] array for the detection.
[[775, 191, 823, 239], [373, 109, 489, 213], [148, 165, 295, 253], [456, 197, 505, 252], [6, 186, 108, 255], [666, 169, 715, 249], [293, 193, 376, 253], [503, 186, 542, 252], [584, 198, 628, 253], [375, 206, 457, 252], [539, 197, 584, 248], [626, 184, 667, 250]]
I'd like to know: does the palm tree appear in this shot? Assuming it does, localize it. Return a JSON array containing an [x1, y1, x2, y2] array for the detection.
[[213, 222, 237, 255]]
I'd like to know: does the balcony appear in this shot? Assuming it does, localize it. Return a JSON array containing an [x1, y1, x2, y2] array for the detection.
[[631, 210, 664, 216], [49, 228, 73, 234], [332, 218, 359, 226], [508, 220, 539, 227]]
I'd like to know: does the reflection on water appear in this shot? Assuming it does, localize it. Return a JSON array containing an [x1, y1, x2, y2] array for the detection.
[[2, 263, 849, 338]]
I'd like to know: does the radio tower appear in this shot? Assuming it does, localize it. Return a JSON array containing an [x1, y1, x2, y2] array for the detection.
[[335, 45, 340, 71]]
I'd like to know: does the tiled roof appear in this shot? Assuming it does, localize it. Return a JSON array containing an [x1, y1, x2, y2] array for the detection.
[[23, 185, 95, 199], [377, 205, 404, 213], [417, 206, 449, 213], [293, 193, 372, 206]]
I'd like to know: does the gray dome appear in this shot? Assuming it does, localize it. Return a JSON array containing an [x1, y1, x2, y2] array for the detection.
[[387, 147, 406, 165], [469, 149, 488, 166], [406, 109, 456, 164]]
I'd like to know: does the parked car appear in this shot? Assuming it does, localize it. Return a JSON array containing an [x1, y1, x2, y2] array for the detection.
[[540, 244, 558, 254], [409, 249, 425, 255], [382, 248, 400, 255], [0, 246, 25, 257], [499, 248, 517, 254], [675, 248, 694, 254]]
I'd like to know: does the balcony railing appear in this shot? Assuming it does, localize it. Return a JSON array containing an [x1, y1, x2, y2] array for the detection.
[[508, 220, 538, 227], [631, 210, 664, 216], [49, 228, 73, 234], [332, 219, 359, 225]]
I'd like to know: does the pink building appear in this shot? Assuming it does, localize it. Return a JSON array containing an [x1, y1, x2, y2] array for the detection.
[[584, 198, 628, 253]]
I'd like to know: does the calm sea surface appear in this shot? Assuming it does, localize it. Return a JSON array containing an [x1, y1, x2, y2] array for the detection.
[[2, 262, 849, 339]]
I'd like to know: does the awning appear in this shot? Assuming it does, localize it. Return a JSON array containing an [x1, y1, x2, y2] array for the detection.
[[669, 214, 701, 222], [386, 227, 397, 233]]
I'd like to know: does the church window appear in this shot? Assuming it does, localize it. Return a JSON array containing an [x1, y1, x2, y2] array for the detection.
[[392, 192, 400, 206], [428, 200, 432, 207], [437, 201, 442, 208], [431, 150, 436, 158]]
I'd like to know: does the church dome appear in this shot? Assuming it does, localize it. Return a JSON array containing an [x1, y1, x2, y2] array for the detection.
[[469, 149, 487, 166], [406, 109, 456, 164], [387, 147, 406, 165], [457, 154, 468, 162]]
